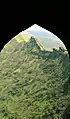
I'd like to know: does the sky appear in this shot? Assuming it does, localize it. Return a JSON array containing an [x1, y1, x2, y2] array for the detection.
[[22, 24, 66, 51]]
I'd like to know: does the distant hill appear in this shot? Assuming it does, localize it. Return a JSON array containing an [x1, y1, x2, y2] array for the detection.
[[0, 35, 70, 119]]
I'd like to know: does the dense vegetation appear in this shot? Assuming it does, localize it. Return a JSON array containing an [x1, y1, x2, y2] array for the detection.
[[0, 36, 70, 119]]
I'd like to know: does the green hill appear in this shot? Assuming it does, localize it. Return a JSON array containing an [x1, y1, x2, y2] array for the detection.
[[0, 35, 70, 119]]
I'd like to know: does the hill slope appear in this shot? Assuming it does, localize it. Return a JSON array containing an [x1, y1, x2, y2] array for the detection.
[[0, 35, 70, 119]]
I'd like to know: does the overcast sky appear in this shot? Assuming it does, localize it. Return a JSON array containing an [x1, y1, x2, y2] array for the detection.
[[23, 24, 66, 51]]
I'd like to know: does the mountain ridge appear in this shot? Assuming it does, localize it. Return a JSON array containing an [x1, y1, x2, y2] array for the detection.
[[0, 31, 70, 119]]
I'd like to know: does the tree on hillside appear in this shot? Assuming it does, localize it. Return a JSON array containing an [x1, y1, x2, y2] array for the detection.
[[59, 47, 65, 52]]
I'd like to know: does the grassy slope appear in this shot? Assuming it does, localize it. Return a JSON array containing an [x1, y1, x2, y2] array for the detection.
[[0, 35, 70, 119]]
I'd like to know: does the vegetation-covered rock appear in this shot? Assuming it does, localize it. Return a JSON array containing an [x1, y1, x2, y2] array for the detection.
[[0, 36, 70, 119]]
